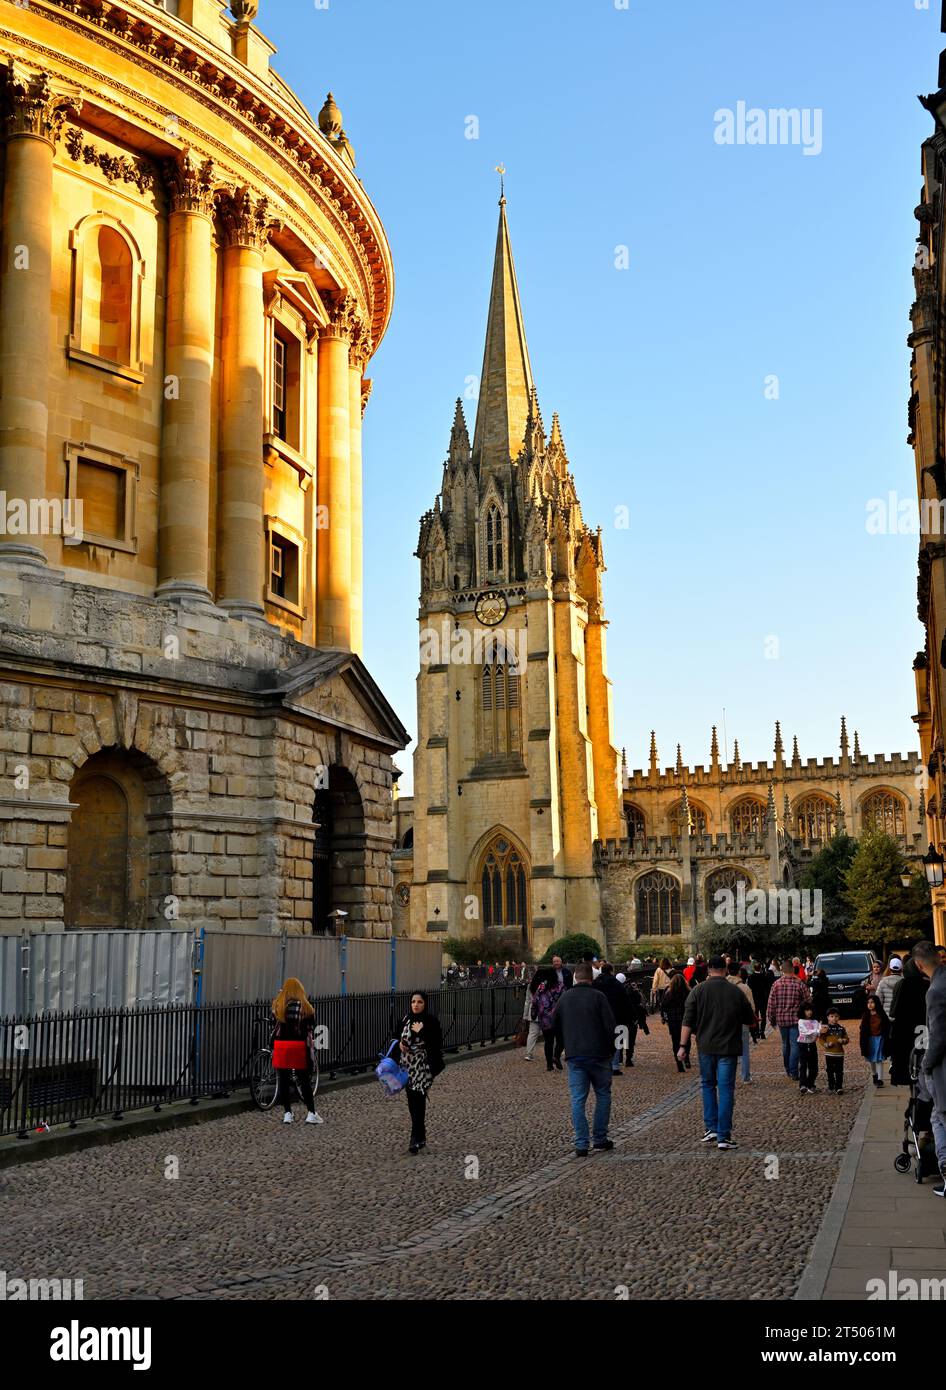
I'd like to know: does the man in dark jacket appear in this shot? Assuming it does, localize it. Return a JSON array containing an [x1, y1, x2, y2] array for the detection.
[[594, 962, 632, 1074], [747, 961, 771, 1039], [551, 955, 573, 990], [681, 956, 756, 1151], [553, 962, 616, 1156], [913, 940, 946, 1195]]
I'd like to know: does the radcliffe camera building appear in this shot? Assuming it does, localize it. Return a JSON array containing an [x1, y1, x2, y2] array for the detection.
[[0, 0, 407, 936]]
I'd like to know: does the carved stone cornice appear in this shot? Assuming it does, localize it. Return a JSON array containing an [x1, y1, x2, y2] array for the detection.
[[320, 290, 365, 344], [349, 314, 372, 371], [2, 61, 82, 144], [911, 265, 939, 339], [65, 125, 156, 192], [164, 147, 215, 215], [217, 185, 281, 251], [360, 377, 373, 417]]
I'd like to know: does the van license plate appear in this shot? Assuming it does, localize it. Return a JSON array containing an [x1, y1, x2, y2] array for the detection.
[[836, 996, 852, 1004]]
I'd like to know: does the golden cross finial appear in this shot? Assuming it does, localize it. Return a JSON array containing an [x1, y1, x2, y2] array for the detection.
[[495, 163, 506, 203]]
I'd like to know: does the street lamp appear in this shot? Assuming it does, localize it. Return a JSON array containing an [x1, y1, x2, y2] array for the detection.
[[923, 844, 945, 889], [900, 872, 913, 889]]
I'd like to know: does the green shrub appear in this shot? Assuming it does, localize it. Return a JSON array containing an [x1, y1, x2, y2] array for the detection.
[[539, 932, 602, 964]]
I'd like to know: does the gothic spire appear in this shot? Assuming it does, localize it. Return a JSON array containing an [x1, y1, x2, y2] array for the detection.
[[471, 196, 535, 474], [835, 787, 846, 833], [649, 731, 659, 777], [710, 725, 720, 771], [840, 715, 849, 759], [791, 734, 801, 770], [675, 743, 684, 776], [853, 729, 862, 762], [765, 780, 778, 830], [732, 739, 741, 773], [774, 720, 784, 762]]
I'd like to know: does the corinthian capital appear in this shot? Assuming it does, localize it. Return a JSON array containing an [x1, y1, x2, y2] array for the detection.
[[165, 149, 216, 217], [2, 61, 82, 144], [218, 186, 282, 251], [321, 290, 366, 345]]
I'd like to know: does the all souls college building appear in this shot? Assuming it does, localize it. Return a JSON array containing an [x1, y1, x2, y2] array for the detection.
[[0, 0, 407, 937], [395, 204, 924, 954]]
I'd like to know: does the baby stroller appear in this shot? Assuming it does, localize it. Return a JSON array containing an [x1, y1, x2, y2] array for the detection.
[[893, 1045, 940, 1184]]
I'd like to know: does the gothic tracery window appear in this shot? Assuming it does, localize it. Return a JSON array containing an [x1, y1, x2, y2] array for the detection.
[[625, 802, 646, 846], [485, 504, 503, 576], [479, 836, 529, 937], [793, 794, 836, 846], [704, 866, 752, 918], [668, 799, 708, 838], [861, 790, 906, 838], [635, 871, 681, 938], [729, 796, 767, 837], [479, 651, 521, 761]]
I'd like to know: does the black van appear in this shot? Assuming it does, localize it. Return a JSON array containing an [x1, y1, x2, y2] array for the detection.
[[812, 950, 879, 1014]]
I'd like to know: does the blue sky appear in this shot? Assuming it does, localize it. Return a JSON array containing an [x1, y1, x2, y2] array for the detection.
[[263, 0, 937, 785]]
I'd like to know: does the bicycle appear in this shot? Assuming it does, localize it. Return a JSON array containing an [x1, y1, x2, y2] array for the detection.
[[249, 1021, 320, 1111]]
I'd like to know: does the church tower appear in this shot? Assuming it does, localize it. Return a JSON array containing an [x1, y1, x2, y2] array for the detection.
[[410, 194, 622, 953]]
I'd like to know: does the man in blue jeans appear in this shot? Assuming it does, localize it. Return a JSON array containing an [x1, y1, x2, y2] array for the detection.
[[680, 955, 756, 1151], [553, 961, 617, 1156], [766, 960, 810, 1081]]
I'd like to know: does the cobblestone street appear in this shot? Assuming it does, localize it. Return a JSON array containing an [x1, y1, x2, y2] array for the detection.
[[0, 1026, 869, 1301]]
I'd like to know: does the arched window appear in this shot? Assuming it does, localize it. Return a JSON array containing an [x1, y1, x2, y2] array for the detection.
[[625, 802, 646, 846], [793, 794, 836, 846], [861, 790, 906, 838], [668, 799, 708, 837], [704, 866, 752, 919], [479, 835, 529, 939], [485, 504, 503, 576], [479, 650, 521, 761], [635, 871, 681, 938], [730, 796, 767, 837], [69, 215, 144, 379], [401, 827, 414, 850]]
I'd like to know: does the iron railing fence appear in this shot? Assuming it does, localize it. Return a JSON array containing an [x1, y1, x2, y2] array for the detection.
[[0, 985, 526, 1138]]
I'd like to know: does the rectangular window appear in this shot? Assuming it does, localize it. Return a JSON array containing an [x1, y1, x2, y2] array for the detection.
[[77, 458, 125, 542], [272, 335, 287, 441], [269, 534, 299, 606]]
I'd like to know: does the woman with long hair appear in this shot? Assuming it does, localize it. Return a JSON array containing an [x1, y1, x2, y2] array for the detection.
[[399, 990, 444, 1154], [271, 977, 322, 1125], [662, 970, 691, 1072], [810, 968, 831, 1024], [531, 968, 565, 1071], [859, 994, 891, 1088]]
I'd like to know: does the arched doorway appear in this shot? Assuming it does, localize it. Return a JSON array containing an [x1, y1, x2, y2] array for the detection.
[[312, 765, 366, 935], [64, 748, 170, 929]]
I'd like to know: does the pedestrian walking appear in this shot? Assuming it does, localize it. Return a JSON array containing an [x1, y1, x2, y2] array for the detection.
[[797, 1001, 821, 1094], [859, 994, 890, 1088], [767, 960, 811, 1081], [683, 955, 697, 984], [889, 957, 929, 1085], [726, 963, 755, 1083], [818, 1007, 849, 1094], [552, 962, 617, 1156], [912, 940, 946, 1196], [550, 954, 573, 990], [594, 962, 632, 1074], [874, 958, 902, 1016], [533, 969, 565, 1071], [650, 957, 672, 1011], [522, 969, 544, 1061], [271, 977, 323, 1126], [622, 973, 649, 1065], [399, 990, 444, 1154], [680, 956, 756, 1150], [862, 960, 884, 999], [662, 970, 691, 1072], [747, 960, 772, 1039]]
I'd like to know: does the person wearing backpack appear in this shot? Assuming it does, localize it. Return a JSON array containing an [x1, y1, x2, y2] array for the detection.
[[399, 990, 444, 1154], [271, 977, 323, 1126]]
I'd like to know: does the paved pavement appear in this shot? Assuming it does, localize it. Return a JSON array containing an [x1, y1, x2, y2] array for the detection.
[[0, 1024, 874, 1300], [813, 1082, 946, 1301]]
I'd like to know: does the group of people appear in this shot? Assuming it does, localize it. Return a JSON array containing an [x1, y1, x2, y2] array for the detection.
[[443, 960, 527, 985], [267, 938, 946, 1184]]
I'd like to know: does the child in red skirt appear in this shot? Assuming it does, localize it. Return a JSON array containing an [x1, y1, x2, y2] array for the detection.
[[271, 977, 322, 1125]]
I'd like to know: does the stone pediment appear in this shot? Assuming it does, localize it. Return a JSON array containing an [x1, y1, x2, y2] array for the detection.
[[260, 649, 409, 750]]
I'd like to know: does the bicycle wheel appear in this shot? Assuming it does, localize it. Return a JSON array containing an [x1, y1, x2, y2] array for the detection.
[[250, 1048, 278, 1110]]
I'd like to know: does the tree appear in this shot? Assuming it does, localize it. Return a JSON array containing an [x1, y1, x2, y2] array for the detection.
[[799, 832, 858, 945], [843, 827, 932, 948], [540, 933, 601, 964]]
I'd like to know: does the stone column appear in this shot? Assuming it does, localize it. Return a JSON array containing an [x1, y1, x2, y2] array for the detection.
[[348, 324, 369, 657], [316, 293, 359, 649], [0, 65, 80, 567], [157, 152, 215, 601], [217, 188, 274, 618]]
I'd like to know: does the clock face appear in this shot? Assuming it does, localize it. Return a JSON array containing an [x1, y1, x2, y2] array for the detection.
[[474, 592, 508, 626]]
